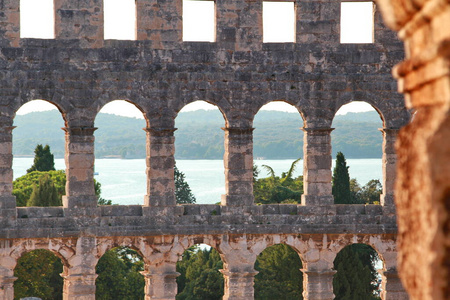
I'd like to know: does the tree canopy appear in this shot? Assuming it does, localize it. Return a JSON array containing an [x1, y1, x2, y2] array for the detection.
[[27, 173, 62, 207], [175, 164, 196, 204], [332, 152, 352, 204], [27, 144, 55, 173]]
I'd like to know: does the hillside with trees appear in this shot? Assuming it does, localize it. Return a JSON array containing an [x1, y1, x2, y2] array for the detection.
[[13, 110, 383, 159]]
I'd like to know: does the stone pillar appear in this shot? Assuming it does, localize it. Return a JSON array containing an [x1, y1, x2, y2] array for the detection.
[[0, 0, 20, 47], [136, 0, 182, 48], [141, 262, 179, 300], [0, 253, 17, 300], [216, 0, 263, 51], [380, 269, 409, 300], [63, 236, 98, 300], [379, 128, 399, 207], [143, 127, 176, 207], [301, 127, 334, 206], [302, 268, 336, 300], [0, 123, 16, 225], [54, 0, 104, 48], [63, 127, 97, 209], [221, 127, 254, 207], [220, 267, 258, 300]]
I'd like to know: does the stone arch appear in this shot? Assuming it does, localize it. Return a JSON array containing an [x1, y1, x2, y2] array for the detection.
[[10, 238, 76, 266], [332, 241, 383, 299], [175, 99, 229, 126], [251, 99, 306, 126], [14, 99, 68, 126], [332, 100, 386, 127], [95, 99, 149, 127], [253, 242, 304, 299]]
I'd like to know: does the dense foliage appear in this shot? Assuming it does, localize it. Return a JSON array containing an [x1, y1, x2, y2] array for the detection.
[[175, 164, 196, 204], [254, 244, 303, 299], [27, 144, 55, 173], [332, 152, 353, 204], [333, 244, 381, 300], [253, 159, 303, 204], [14, 249, 63, 300], [95, 247, 145, 300], [13, 110, 383, 159], [28, 173, 62, 207], [176, 246, 224, 300], [13, 170, 66, 207], [350, 179, 382, 204]]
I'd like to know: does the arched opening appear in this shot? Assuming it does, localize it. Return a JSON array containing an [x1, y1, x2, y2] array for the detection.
[[331, 101, 383, 204], [95, 100, 146, 205], [254, 244, 303, 299], [20, 0, 55, 39], [174, 101, 226, 204], [104, 0, 137, 40], [176, 244, 224, 299], [14, 249, 64, 299], [253, 101, 304, 204], [96, 246, 145, 299], [13, 100, 66, 207], [333, 243, 382, 299]]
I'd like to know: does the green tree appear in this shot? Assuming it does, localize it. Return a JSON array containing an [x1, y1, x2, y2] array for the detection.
[[27, 144, 55, 173], [254, 158, 303, 204], [175, 164, 196, 204], [332, 152, 352, 204], [14, 249, 63, 300], [333, 244, 381, 300], [176, 246, 224, 300], [95, 247, 145, 300], [350, 179, 382, 204], [254, 244, 303, 300], [27, 174, 62, 207], [13, 170, 66, 207]]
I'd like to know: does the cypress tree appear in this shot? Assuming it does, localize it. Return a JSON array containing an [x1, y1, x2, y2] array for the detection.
[[175, 164, 196, 204], [27, 144, 55, 173], [27, 174, 61, 207], [332, 152, 352, 204]]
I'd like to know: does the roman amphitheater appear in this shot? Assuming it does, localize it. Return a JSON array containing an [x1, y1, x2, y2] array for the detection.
[[0, 0, 449, 299]]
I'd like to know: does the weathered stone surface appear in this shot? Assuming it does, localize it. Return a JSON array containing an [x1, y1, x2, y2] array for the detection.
[[0, 0, 415, 298]]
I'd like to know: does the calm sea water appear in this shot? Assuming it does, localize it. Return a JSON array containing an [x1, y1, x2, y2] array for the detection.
[[13, 158, 381, 205]]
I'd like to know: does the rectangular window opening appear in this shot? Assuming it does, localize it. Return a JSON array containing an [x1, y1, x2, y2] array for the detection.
[[20, 0, 55, 39], [183, 0, 215, 42], [340, 2, 374, 44], [263, 1, 295, 43], [104, 0, 137, 40]]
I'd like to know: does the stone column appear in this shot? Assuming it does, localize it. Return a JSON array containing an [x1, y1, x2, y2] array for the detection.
[[63, 127, 98, 209], [0, 255, 17, 300], [220, 267, 258, 300], [141, 262, 179, 300], [221, 127, 254, 207], [0, 0, 20, 47], [136, 0, 182, 48], [380, 269, 409, 300], [54, 0, 103, 48], [301, 127, 334, 206], [0, 123, 16, 226], [302, 268, 336, 300], [216, 0, 263, 51], [63, 236, 98, 300], [379, 128, 399, 207], [143, 127, 176, 207]]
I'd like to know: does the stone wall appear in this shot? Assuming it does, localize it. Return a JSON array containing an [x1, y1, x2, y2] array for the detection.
[[0, 0, 410, 299]]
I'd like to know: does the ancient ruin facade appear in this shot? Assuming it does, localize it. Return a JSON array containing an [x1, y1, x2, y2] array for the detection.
[[0, 0, 411, 299]]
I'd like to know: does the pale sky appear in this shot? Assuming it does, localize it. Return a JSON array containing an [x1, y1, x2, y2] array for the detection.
[[18, 0, 374, 117]]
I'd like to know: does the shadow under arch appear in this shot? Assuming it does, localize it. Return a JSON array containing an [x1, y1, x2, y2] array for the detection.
[[94, 100, 147, 205], [333, 243, 382, 300], [95, 246, 145, 299], [254, 243, 304, 299], [176, 243, 224, 300], [14, 248, 65, 300]]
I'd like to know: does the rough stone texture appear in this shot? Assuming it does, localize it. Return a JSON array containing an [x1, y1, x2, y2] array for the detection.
[[0, 0, 412, 299], [376, 0, 450, 299]]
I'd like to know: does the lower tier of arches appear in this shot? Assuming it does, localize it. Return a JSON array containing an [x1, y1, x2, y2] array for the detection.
[[0, 233, 409, 300]]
